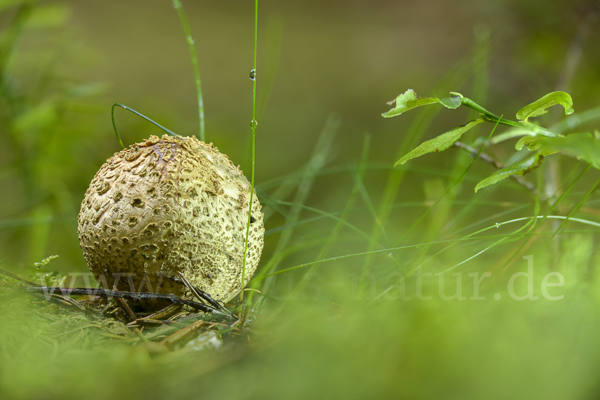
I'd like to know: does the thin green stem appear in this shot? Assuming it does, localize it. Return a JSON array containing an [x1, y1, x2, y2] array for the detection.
[[254, 215, 600, 280], [111, 105, 125, 149], [456, 94, 560, 137], [111, 103, 181, 149], [362, 60, 472, 285], [173, 0, 205, 141], [241, 0, 259, 304], [290, 134, 372, 298], [452, 93, 518, 128], [492, 164, 590, 275], [394, 117, 501, 246], [540, 164, 591, 228], [552, 175, 600, 239], [250, 117, 340, 292]]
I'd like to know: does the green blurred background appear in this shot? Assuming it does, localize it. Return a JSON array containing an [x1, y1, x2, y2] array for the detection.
[[2, 0, 600, 399], [2, 0, 599, 271]]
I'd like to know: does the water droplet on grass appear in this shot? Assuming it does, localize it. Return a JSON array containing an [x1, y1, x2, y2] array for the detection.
[[249, 69, 256, 81]]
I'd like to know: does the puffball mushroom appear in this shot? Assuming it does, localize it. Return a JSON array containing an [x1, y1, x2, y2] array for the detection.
[[77, 134, 264, 307]]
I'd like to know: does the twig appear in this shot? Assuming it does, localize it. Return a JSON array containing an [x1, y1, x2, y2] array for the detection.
[[30, 292, 90, 313], [161, 319, 207, 348], [454, 141, 538, 196], [0, 267, 39, 286], [127, 318, 175, 327], [24, 286, 231, 318], [0, 268, 95, 314], [113, 284, 137, 321], [126, 304, 182, 327], [1, 268, 232, 319], [175, 272, 228, 313], [144, 303, 182, 320]]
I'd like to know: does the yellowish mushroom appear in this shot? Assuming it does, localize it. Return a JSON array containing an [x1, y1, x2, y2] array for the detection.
[[77, 135, 264, 308]]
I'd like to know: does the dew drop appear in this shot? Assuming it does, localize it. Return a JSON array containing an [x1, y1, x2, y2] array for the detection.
[[249, 69, 256, 81]]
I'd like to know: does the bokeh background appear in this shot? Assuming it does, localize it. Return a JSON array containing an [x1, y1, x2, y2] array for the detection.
[[1, 0, 600, 399], [2, 0, 599, 271]]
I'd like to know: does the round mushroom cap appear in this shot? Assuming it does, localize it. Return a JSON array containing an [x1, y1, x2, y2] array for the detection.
[[77, 135, 264, 307]]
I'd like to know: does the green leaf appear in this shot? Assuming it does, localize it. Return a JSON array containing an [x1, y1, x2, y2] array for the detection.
[[516, 91, 574, 122], [536, 133, 600, 169], [515, 135, 540, 151], [395, 119, 484, 166], [488, 128, 534, 145], [382, 89, 461, 118], [474, 153, 544, 192], [438, 96, 462, 109]]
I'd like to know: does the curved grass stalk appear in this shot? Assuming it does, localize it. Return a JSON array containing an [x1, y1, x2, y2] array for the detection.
[[111, 103, 180, 149], [552, 176, 600, 239], [254, 215, 600, 280], [255, 116, 340, 297], [394, 117, 502, 247], [289, 134, 373, 298]]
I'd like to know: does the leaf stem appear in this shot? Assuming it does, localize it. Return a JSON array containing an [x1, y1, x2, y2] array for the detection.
[[454, 141, 537, 195], [453, 94, 519, 127], [456, 94, 561, 137]]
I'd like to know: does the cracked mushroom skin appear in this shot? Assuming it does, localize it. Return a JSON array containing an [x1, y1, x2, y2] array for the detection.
[[77, 135, 264, 307]]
